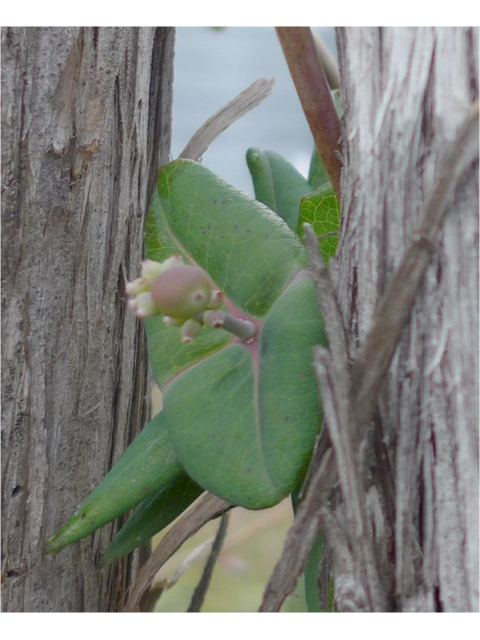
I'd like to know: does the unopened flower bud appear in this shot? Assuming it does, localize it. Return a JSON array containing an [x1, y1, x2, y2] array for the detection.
[[150, 265, 213, 320], [126, 257, 225, 342], [207, 289, 224, 310], [157, 254, 185, 273], [163, 316, 184, 327], [181, 319, 202, 343], [126, 277, 150, 296], [203, 309, 226, 329], [140, 259, 166, 281], [134, 292, 158, 318]]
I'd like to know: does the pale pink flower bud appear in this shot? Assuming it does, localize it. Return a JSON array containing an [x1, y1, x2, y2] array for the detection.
[[126, 277, 150, 295], [134, 292, 158, 318], [203, 309, 226, 329], [150, 265, 213, 320], [140, 260, 165, 281], [158, 254, 185, 272], [181, 319, 202, 343], [207, 289, 224, 310], [163, 316, 184, 327]]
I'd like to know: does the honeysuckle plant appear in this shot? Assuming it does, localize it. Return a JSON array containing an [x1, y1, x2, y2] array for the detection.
[[46, 79, 341, 611]]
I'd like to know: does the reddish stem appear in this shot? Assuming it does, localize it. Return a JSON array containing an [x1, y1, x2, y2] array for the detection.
[[276, 27, 342, 200]]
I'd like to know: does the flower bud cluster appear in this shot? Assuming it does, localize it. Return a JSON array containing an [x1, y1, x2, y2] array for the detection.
[[126, 256, 225, 343]]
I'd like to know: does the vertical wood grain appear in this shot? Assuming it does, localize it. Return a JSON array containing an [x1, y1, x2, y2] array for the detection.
[[1, 27, 175, 611], [334, 27, 478, 611]]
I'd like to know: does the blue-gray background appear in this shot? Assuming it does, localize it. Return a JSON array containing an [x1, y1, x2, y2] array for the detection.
[[172, 27, 337, 195]]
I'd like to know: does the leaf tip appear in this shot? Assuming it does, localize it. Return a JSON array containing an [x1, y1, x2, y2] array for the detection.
[[44, 536, 63, 557]]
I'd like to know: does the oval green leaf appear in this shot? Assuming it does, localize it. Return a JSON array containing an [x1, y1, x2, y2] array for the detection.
[[163, 278, 326, 509], [246, 147, 312, 232], [155, 159, 307, 318], [298, 184, 340, 262]]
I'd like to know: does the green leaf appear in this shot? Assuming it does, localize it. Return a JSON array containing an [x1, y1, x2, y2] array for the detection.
[[145, 308, 231, 387], [163, 278, 326, 509], [246, 148, 312, 231], [307, 147, 331, 190], [291, 492, 324, 612], [46, 412, 183, 555], [304, 532, 325, 611], [298, 184, 340, 262], [155, 159, 307, 317], [144, 159, 309, 385], [101, 474, 203, 564]]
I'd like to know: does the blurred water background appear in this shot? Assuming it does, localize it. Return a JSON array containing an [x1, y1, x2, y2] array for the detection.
[[154, 26, 336, 613]]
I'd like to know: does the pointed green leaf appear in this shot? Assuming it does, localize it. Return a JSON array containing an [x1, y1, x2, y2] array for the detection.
[[304, 531, 324, 611], [246, 147, 312, 231], [163, 278, 326, 509], [307, 147, 331, 190], [46, 412, 183, 555], [291, 492, 324, 612], [144, 159, 308, 385], [298, 184, 340, 262], [101, 474, 203, 564]]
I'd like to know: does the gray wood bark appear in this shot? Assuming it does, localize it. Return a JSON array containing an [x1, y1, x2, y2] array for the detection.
[[331, 27, 478, 611], [1, 27, 175, 612]]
